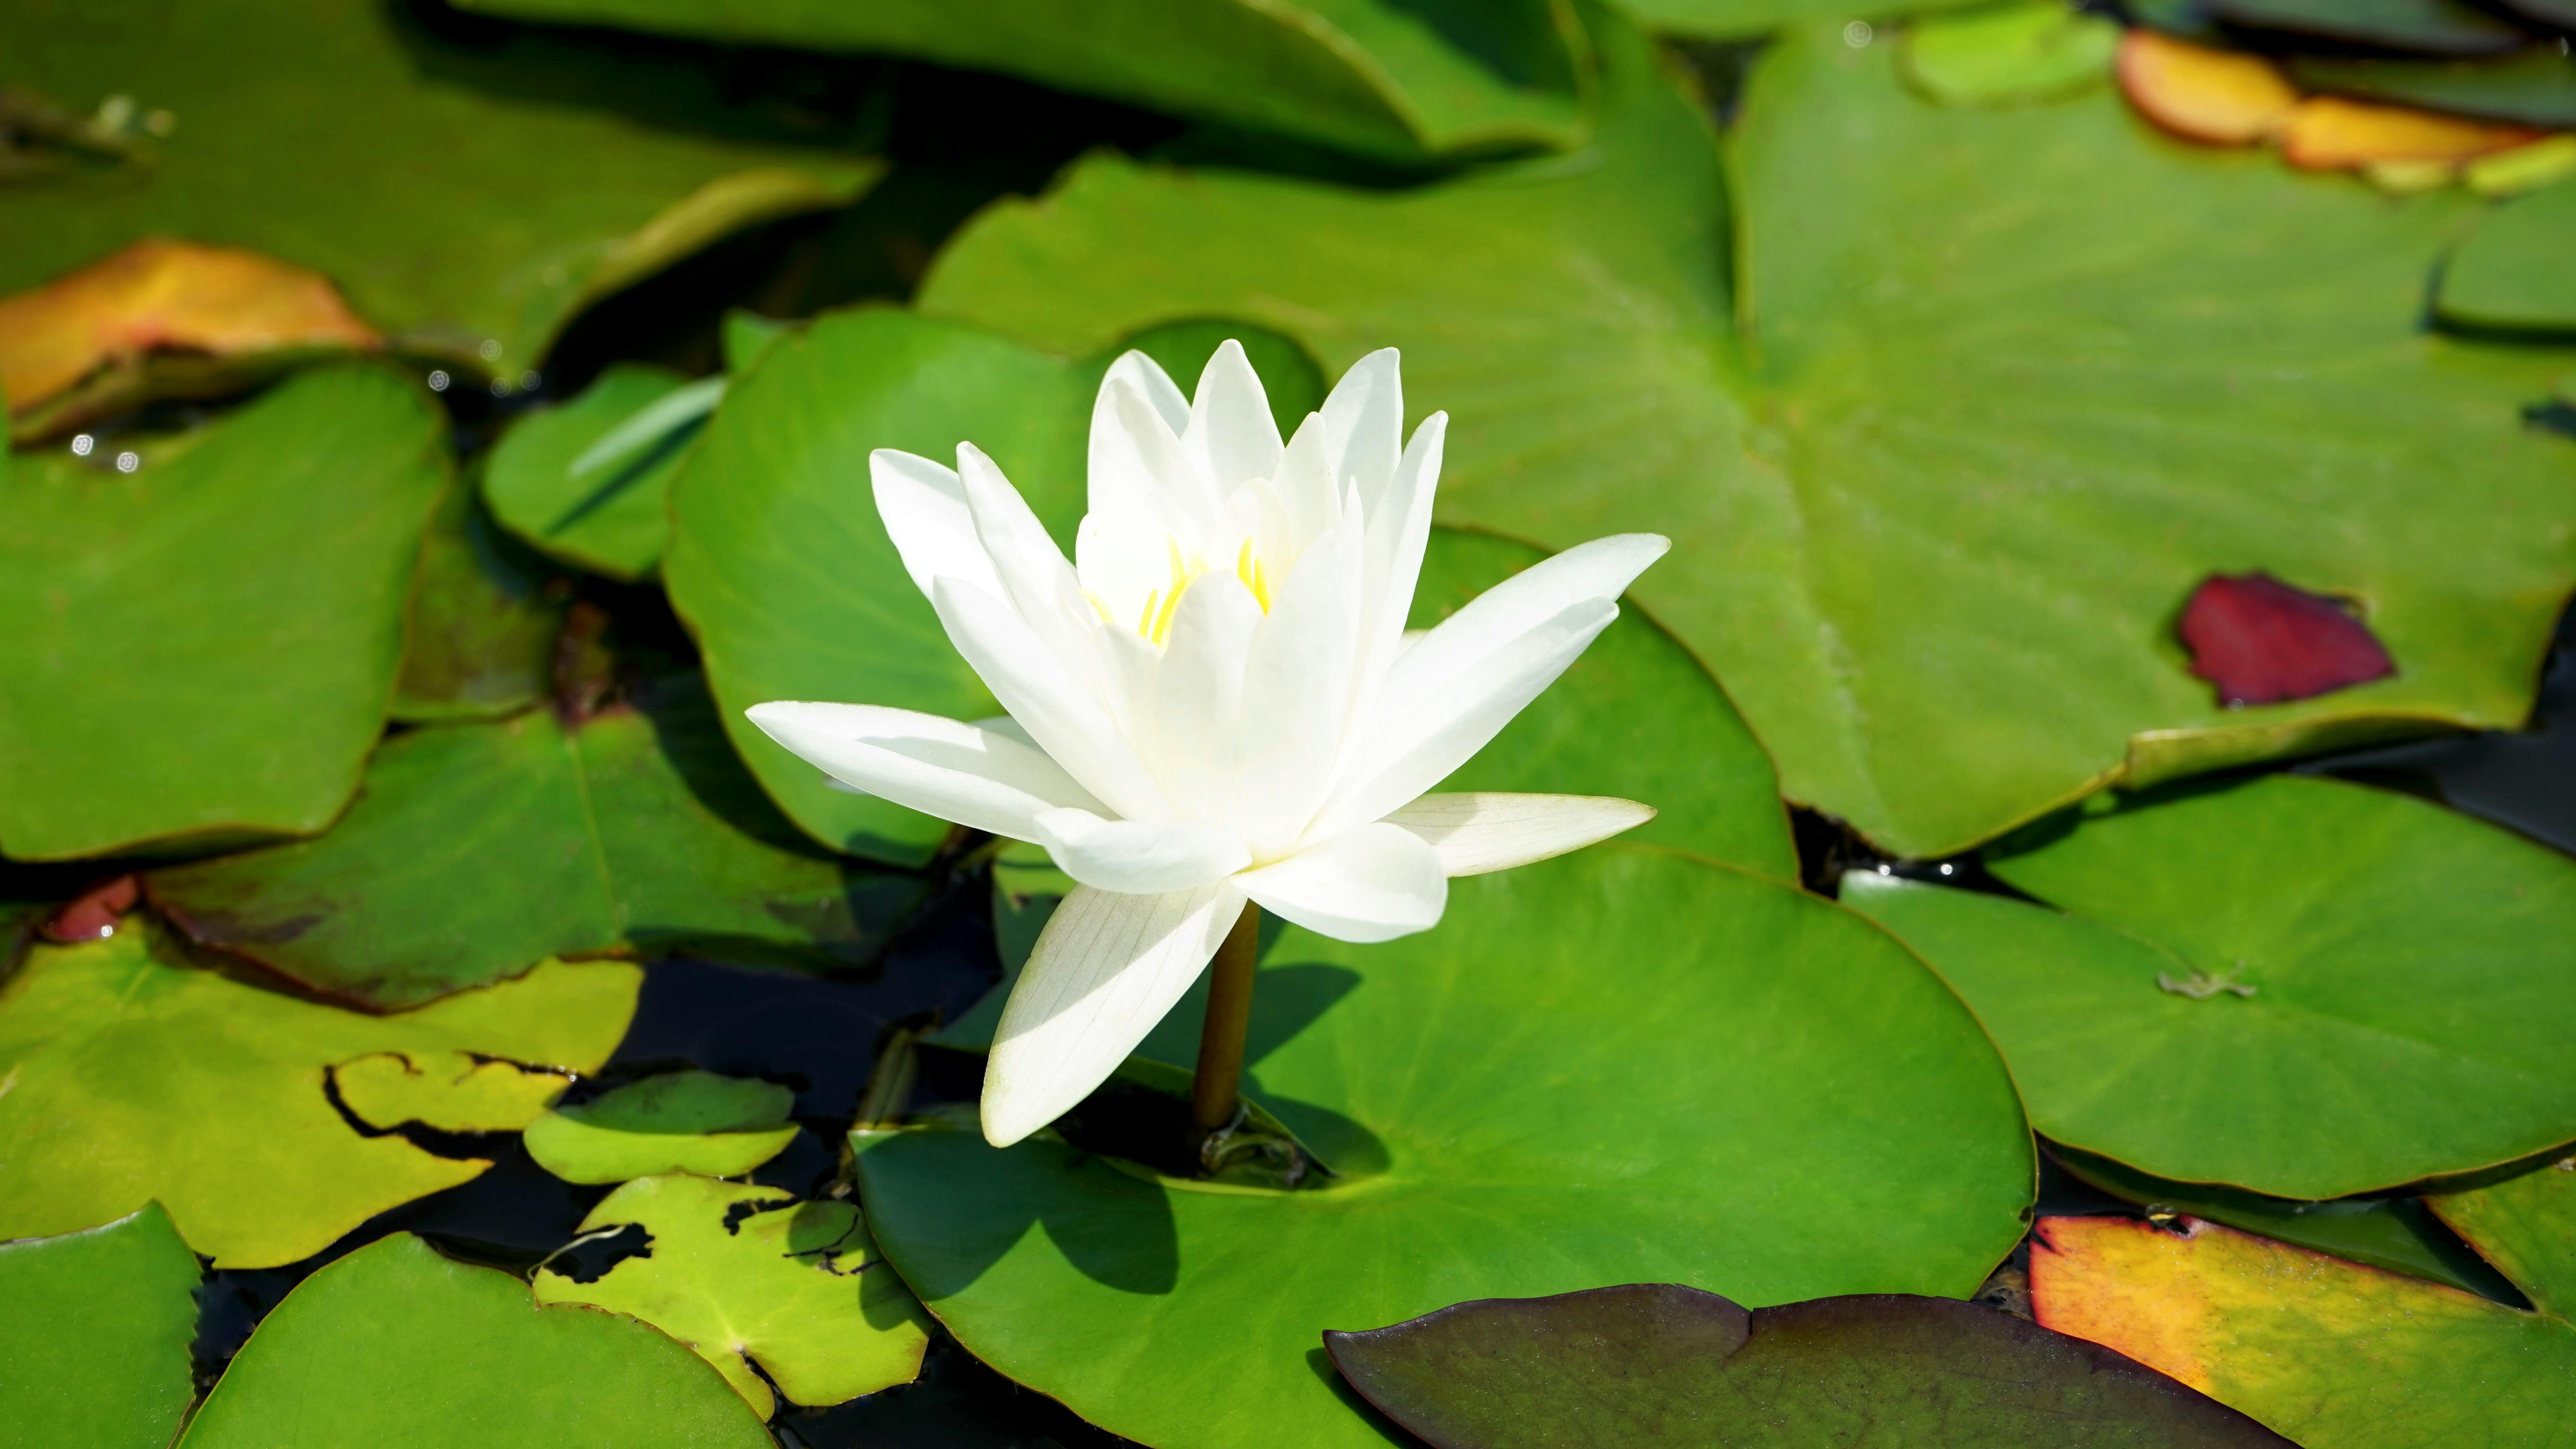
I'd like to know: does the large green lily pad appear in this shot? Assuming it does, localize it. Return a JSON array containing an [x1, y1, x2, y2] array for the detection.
[[150, 674, 926, 1009], [0, 0, 880, 378], [662, 310, 1321, 866], [1326, 1282, 2290, 1447], [534, 1174, 932, 1416], [919, 13, 2576, 858], [177, 1233, 771, 1448], [2031, 1152, 2576, 1448], [0, 365, 447, 861], [524, 1071, 799, 1185], [860, 844, 2033, 1449], [0, 927, 637, 1267], [1844, 774, 2576, 1199], [390, 473, 564, 724], [0, 1203, 201, 1449], [2439, 179, 2576, 333], [447, 0, 1589, 164]]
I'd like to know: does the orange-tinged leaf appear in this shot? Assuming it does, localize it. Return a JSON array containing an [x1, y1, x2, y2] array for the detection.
[[2281, 96, 2543, 170], [2117, 30, 2299, 146], [2032, 1210, 2576, 1448], [0, 238, 378, 414]]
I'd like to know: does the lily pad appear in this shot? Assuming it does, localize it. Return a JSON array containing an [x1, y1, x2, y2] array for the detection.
[[1326, 1281, 2290, 1447], [1843, 774, 2576, 1198], [1610, 0, 1990, 41], [919, 13, 2576, 859], [176, 1233, 771, 1448], [2047, 1144, 2521, 1297], [534, 1174, 932, 1415], [446, 0, 1589, 164], [2030, 1154, 2576, 1447], [2203, 0, 2533, 55], [860, 844, 2034, 1449], [0, 365, 447, 861], [484, 364, 705, 582], [0, 1203, 201, 1449], [524, 1071, 799, 1185], [1903, 1, 2121, 108], [0, 926, 637, 1267], [2117, 29, 2300, 145], [150, 673, 926, 1009], [390, 473, 565, 724], [2288, 48, 2576, 130], [0, 0, 881, 379], [336, 1050, 578, 1135], [2439, 178, 2576, 333], [662, 309, 1321, 866]]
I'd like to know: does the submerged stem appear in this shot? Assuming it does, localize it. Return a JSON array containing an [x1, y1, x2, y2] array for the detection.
[[1191, 902, 1261, 1136]]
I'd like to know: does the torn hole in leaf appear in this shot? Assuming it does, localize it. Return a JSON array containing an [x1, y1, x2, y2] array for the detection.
[[2178, 572, 2396, 707], [536, 1222, 654, 1285]]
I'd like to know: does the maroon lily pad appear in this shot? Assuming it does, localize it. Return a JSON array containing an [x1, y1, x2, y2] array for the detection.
[[1324, 1282, 2291, 1448], [2178, 573, 2395, 707], [41, 873, 139, 943]]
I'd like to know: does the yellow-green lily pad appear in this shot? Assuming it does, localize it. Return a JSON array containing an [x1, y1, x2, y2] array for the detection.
[[525, 1071, 799, 1185]]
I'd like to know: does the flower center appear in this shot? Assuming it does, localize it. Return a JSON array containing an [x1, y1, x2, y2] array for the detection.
[[1111, 535, 1276, 646]]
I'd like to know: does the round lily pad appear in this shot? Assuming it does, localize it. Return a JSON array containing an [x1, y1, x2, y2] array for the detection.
[[534, 1174, 932, 1416], [177, 1233, 771, 1448], [1844, 774, 2576, 1198], [149, 673, 925, 1009], [860, 844, 2033, 1449], [0, 365, 447, 860], [918, 11, 2576, 859], [0, 1203, 201, 1449], [484, 364, 705, 582], [525, 1071, 800, 1185], [0, 926, 638, 1267]]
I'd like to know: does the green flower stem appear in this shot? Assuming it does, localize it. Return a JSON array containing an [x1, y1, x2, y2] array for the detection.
[[1191, 902, 1262, 1136]]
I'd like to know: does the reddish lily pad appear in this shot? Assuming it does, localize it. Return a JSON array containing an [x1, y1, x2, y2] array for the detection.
[[39, 874, 138, 944], [2032, 1153, 2576, 1446], [1327, 1282, 2292, 1448], [2117, 30, 2300, 145], [2178, 573, 2396, 706]]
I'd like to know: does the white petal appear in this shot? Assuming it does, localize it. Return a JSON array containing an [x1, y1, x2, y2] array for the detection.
[[871, 449, 1002, 603], [1387, 533, 1671, 721], [1101, 349, 1190, 433], [1353, 412, 1446, 702], [1315, 597, 1621, 839], [747, 703, 1105, 839], [1234, 512, 1365, 858], [1321, 348, 1402, 509], [1093, 376, 1222, 543], [1030, 807, 1250, 893], [1183, 340, 1283, 493], [983, 881, 1248, 1146], [1381, 793, 1656, 877], [955, 443, 1110, 685], [1153, 572, 1264, 824], [1235, 822, 1447, 944], [930, 576, 1169, 823]]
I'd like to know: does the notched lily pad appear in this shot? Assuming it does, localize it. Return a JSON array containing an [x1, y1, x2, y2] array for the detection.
[[176, 1233, 771, 1448], [1845, 773, 2576, 1198], [0, 1203, 202, 1449], [2033, 1153, 2576, 1447], [484, 363, 711, 582], [150, 673, 927, 1009], [0, 926, 637, 1267], [335, 1050, 576, 1135], [0, 238, 380, 442], [2178, 572, 2395, 706], [525, 1070, 799, 1185], [1326, 1282, 2291, 1448], [534, 1174, 931, 1416]]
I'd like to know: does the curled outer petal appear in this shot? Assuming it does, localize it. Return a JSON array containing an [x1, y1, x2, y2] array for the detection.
[[745, 703, 1103, 840], [1235, 822, 1447, 944], [1380, 793, 1657, 877], [1030, 808, 1250, 894]]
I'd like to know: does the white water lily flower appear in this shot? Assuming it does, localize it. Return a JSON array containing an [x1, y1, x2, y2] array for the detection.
[[749, 343, 1667, 1146]]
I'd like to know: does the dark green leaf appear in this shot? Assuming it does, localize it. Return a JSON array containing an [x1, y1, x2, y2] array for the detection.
[[0, 1204, 201, 1449], [444, 0, 1589, 163], [861, 845, 2033, 1449], [176, 1234, 771, 1448], [2287, 48, 2576, 129], [392, 473, 565, 723], [152, 674, 926, 1009], [2204, 0, 2533, 54], [1612, 0, 1990, 40], [1327, 1282, 2291, 1448], [918, 14, 2576, 858], [1844, 775, 2576, 1197], [0, 0, 881, 379], [0, 366, 447, 860], [0, 927, 636, 1267]]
